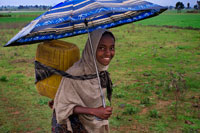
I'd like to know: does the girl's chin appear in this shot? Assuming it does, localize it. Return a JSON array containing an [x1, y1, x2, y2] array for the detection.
[[97, 58, 111, 66], [100, 61, 110, 66]]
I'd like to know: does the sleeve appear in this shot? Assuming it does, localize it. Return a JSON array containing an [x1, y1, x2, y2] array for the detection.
[[54, 78, 83, 124]]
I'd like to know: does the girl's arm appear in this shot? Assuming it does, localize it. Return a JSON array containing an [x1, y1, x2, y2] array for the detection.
[[73, 106, 112, 120]]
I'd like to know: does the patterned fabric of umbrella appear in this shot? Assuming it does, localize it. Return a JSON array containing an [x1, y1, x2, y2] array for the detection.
[[5, 0, 167, 47]]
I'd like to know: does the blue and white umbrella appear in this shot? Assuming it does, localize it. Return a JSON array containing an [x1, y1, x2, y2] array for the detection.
[[4, 0, 167, 47]]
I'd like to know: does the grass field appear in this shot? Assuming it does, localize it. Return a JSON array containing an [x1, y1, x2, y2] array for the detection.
[[0, 10, 200, 132], [0, 12, 45, 23], [136, 10, 200, 28]]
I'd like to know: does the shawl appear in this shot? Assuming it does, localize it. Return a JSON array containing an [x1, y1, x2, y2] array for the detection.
[[54, 29, 114, 133]]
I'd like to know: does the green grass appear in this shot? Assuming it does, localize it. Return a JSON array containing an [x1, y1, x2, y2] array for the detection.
[[0, 12, 44, 23], [0, 11, 200, 132], [136, 10, 200, 28]]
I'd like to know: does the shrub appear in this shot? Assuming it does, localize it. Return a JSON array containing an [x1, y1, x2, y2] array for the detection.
[[122, 104, 139, 115], [182, 126, 199, 133], [149, 109, 160, 118], [140, 97, 150, 105], [0, 75, 8, 82]]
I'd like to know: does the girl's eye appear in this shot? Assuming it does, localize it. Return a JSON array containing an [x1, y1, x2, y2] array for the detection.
[[110, 46, 115, 50], [99, 47, 105, 50]]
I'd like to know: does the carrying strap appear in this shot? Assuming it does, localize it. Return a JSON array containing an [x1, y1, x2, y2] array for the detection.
[[35, 61, 97, 83], [34, 61, 113, 101]]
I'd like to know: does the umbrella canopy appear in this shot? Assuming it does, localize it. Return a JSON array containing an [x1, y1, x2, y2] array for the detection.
[[4, 0, 167, 47]]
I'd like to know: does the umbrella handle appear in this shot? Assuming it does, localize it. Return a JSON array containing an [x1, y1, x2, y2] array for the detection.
[[86, 26, 106, 109]]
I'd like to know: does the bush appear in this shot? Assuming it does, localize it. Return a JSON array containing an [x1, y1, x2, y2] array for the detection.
[[182, 126, 199, 133], [0, 75, 8, 82], [122, 104, 139, 115], [149, 109, 160, 118], [140, 97, 150, 105]]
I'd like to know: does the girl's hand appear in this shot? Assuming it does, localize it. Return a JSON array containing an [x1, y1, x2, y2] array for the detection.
[[92, 106, 112, 120], [73, 106, 112, 120]]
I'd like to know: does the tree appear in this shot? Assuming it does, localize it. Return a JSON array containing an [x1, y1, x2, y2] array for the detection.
[[175, 2, 185, 13], [35, 5, 38, 8], [18, 5, 24, 10], [187, 3, 190, 9], [194, 5, 198, 10], [198, 1, 200, 9]]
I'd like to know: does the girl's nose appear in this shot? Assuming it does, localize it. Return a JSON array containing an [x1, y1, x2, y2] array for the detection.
[[105, 49, 111, 56]]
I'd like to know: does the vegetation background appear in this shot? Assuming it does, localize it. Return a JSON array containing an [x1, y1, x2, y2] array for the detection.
[[0, 9, 200, 132]]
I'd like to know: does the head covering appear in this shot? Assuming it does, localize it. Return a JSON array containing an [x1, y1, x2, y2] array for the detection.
[[54, 29, 115, 132], [75, 28, 114, 75]]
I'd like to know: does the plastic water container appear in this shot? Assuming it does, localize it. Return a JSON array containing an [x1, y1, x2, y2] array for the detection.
[[35, 40, 80, 99]]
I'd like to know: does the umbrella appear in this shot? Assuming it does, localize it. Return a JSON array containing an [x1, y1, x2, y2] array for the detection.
[[4, 0, 167, 108], [4, 0, 167, 47]]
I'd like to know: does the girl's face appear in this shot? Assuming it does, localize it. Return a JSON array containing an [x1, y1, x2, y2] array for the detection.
[[96, 34, 115, 66]]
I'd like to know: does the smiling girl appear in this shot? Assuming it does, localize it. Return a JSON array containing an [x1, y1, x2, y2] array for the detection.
[[53, 29, 115, 133]]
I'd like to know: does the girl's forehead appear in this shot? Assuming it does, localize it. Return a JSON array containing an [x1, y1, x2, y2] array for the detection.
[[97, 38, 115, 47], [99, 34, 115, 42]]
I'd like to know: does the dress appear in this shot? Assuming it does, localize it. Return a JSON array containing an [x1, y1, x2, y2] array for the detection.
[[53, 29, 115, 133]]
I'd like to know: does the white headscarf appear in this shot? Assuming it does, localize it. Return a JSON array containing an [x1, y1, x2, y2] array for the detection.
[[54, 29, 114, 133]]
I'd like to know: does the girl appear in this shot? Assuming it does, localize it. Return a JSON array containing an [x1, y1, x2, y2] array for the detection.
[[53, 29, 115, 133]]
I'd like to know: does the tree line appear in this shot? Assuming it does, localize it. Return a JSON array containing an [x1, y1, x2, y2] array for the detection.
[[175, 1, 200, 12], [0, 5, 52, 11]]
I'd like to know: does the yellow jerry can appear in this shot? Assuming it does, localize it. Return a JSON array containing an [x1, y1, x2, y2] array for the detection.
[[35, 40, 80, 99]]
